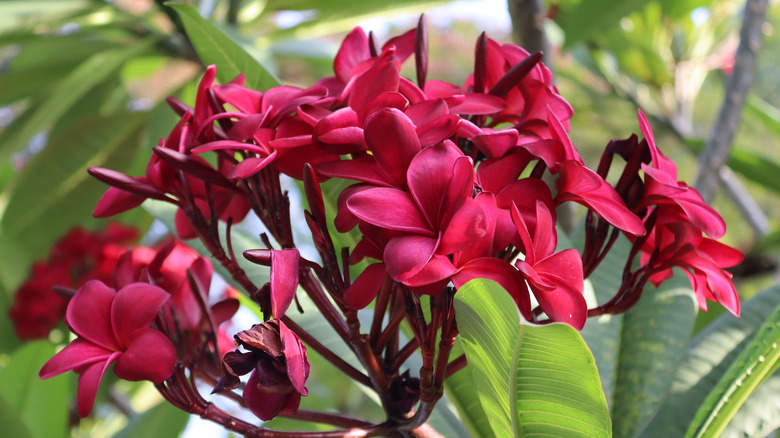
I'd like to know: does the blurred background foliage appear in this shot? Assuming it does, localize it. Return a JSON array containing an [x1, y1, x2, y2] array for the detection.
[[1, 0, 780, 437]]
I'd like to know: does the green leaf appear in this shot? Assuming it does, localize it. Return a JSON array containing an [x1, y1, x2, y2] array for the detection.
[[444, 341, 496, 438], [455, 279, 611, 438], [611, 274, 697, 438], [0, 341, 69, 438], [686, 139, 780, 196], [745, 95, 780, 138], [0, 111, 147, 258], [0, 395, 34, 438], [557, 0, 655, 48], [166, 3, 280, 91], [113, 401, 190, 438], [0, 39, 156, 164], [642, 286, 780, 437], [684, 302, 780, 438], [260, 0, 449, 41]]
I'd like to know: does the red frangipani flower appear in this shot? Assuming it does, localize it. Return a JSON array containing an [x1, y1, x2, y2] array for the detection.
[[39, 281, 175, 417]]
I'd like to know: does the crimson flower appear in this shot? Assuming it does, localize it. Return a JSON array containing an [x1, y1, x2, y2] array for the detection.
[[39, 280, 175, 417]]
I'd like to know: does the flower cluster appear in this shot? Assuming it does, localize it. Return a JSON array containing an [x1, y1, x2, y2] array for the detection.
[[9, 223, 138, 339], [39, 20, 742, 432], [36, 231, 238, 417]]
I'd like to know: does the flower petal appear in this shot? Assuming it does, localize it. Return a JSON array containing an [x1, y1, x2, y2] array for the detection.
[[279, 321, 309, 396], [347, 187, 433, 235], [384, 235, 438, 282], [364, 108, 421, 187], [114, 328, 176, 382], [344, 263, 387, 309], [39, 338, 113, 379], [110, 283, 170, 348], [76, 353, 119, 418], [271, 249, 300, 319], [67, 280, 119, 351]]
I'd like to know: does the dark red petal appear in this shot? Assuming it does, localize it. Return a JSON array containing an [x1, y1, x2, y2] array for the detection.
[[271, 249, 300, 319], [344, 263, 387, 309], [110, 283, 170, 348], [67, 280, 119, 351], [406, 142, 464, 227], [92, 187, 146, 218], [76, 353, 120, 418], [244, 369, 289, 421], [279, 321, 309, 396], [114, 328, 175, 382]]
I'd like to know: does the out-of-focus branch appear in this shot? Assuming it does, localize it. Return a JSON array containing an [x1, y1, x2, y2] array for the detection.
[[695, 0, 769, 204], [507, 0, 551, 65]]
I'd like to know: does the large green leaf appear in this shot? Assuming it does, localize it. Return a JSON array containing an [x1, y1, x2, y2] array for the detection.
[[112, 400, 189, 438], [0, 341, 69, 438], [611, 274, 697, 438], [684, 301, 780, 438], [0, 111, 147, 258], [455, 279, 611, 437], [166, 3, 280, 91], [0, 39, 156, 163], [0, 395, 34, 438], [444, 340, 496, 438], [557, 0, 655, 48], [260, 0, 449, 41], [641, 286, 780, 437]]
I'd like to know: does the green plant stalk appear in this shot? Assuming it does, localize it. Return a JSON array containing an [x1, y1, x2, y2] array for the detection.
[[685, 304, 780, 438]]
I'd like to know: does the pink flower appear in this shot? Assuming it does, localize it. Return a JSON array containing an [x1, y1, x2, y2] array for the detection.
[[39, 280, 175, 417]]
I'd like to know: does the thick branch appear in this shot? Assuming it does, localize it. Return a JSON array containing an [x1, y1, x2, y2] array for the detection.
[[695, 0, 769, 202]]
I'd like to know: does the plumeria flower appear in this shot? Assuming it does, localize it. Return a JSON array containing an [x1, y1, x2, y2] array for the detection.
[[39, 280, 175, 417]]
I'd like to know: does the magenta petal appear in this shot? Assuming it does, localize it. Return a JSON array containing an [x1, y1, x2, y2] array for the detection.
[[364, 108, 421, 187], [403, 254, 458, 288], [334, 27, 370, 82], [114, 328, 175, 382], [279, 321, 309, 396], [229, 151, 278, 179], [448, 93, 505, 115], [407, 142, 465, 226], [347, 187, 433, 235], [110, 283, 169, 348], [384, 235, 438, 282], [40, 338, 113, 379], [76, 353, 119, 418], [192, 140, 266, 155], [67, 281, 119, 351], [93, 187, 146, 218], [556, 161, 645, 236], [318, 156, 391, 187], [417, 114, 461, 146], [440, 198, 487, 255], [271, 249, 300, 319], [472, 129, 519, 158], [344, 263, 387, 309]]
